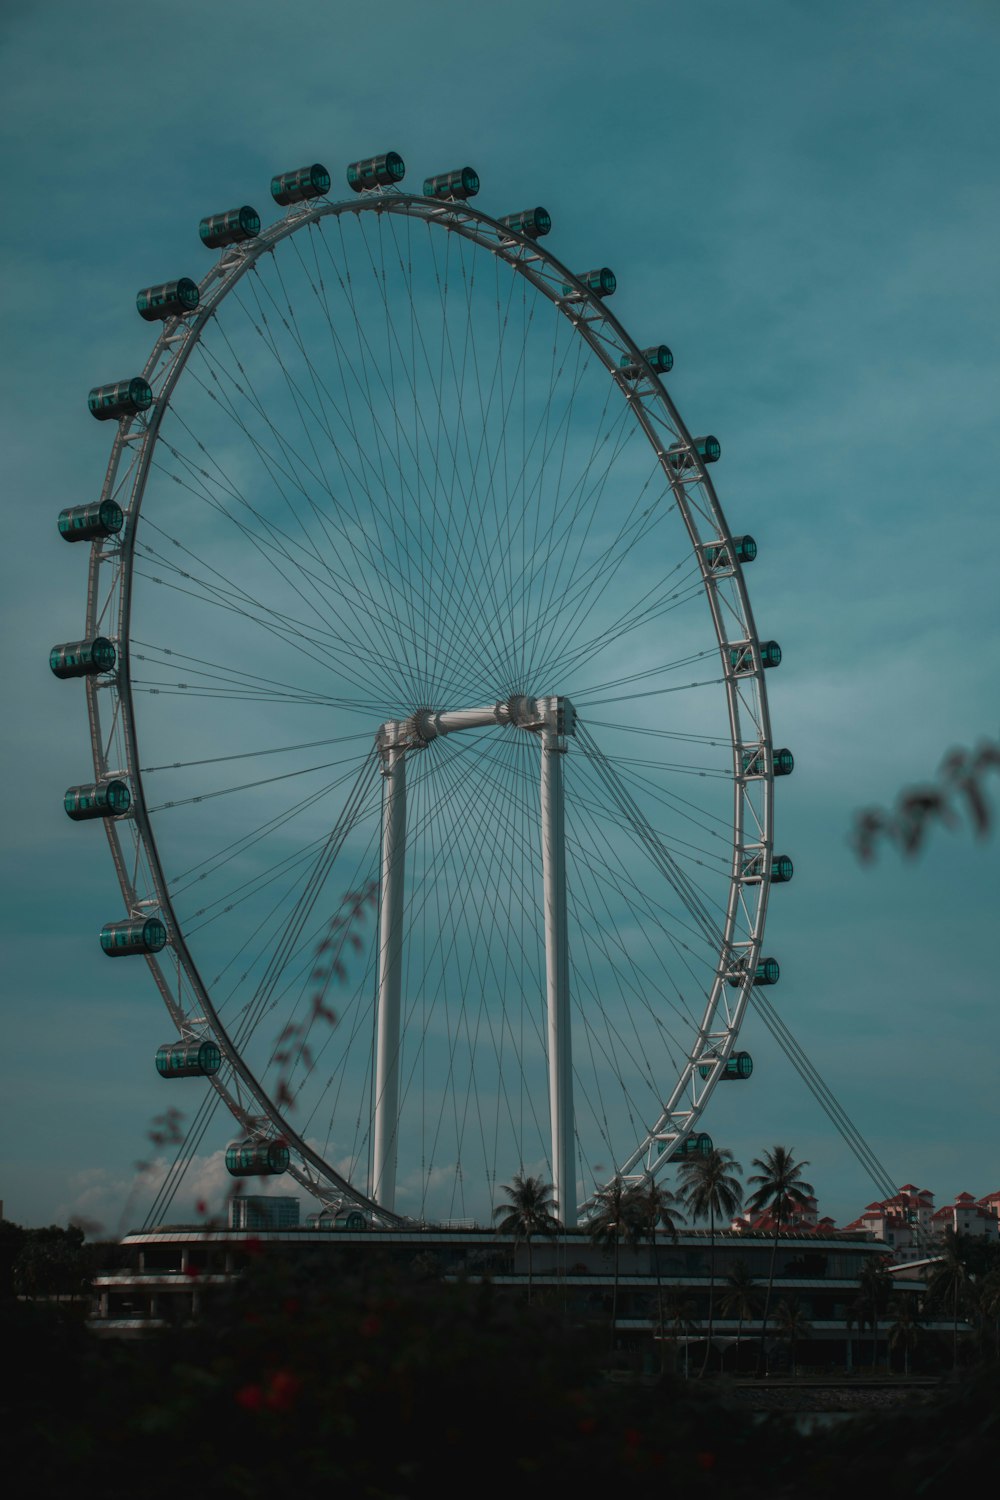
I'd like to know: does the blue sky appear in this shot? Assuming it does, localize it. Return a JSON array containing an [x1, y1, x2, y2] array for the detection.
[[1, 0, 998, 1232]]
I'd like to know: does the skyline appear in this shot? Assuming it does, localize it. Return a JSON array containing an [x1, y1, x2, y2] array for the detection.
[[2, 0, 998, 1231]]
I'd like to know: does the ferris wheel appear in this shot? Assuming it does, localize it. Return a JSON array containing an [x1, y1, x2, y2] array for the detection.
[[52, 153, 793, 1228]]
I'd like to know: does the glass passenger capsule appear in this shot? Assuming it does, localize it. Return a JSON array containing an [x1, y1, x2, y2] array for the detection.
[[49, 637, 117, 679], [699, 1051, 753, 1081], [666, 434, 721, 470], [422, 167, 480, 201], [741, 745, 794, 778], [726, 955, 780, 987], [136, 278, 199, 322], [705, 535, 756, 568], [225, 1139, 290, 1177], [58, 499, 124, 543], [199, 206, 261, 249], [619, 345, 673, 379], [496, 206, 551, 240], [270, 163, 331, 206], [347, 152, 405, 191], [741, 852, 794, 884], [155, 1040, 222, 1078], [88, 378, 152, 423], [64, 779, 131, 821], [729, 639, 782, 673], [676, 1132, 714, 1158], [561, 267, 616, 299], [100, 916, 167, 957]]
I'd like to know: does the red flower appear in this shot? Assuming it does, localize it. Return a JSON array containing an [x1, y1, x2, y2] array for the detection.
[[359, 1313, 382, 1338], [265, 1370, 302, 1413], [696, 1451, 717, 1471], [235, 1384, 263, 1411]]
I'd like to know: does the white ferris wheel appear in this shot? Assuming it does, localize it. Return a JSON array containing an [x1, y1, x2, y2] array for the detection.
[[52, 153, 793, 1228]]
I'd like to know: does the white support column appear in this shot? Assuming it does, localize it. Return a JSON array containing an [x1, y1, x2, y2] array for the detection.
[[372, 721, 407, 1210], [539, 697, 576, 1227]]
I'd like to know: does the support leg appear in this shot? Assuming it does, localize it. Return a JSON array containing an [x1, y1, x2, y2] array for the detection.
[[373, 727, 406, 1210], [540, 700, 576, 1227]]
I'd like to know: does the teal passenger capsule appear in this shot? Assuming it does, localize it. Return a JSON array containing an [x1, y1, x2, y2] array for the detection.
[[561, 267, 616, 299], [422, 167, 480, 201], [58, 500, 124, 543], [730, 639, 781, 673], [741, 852, 794, 884], [136, 278, 199, 322], [676, 1132, 714, 1158], [271, 163, 331, 206], [199, 206, 261, 249], [156, 1040, 222, 1078], [773, 748, 794, 776], [88, 378, 152, 423], [619, 345, 673, 379], [100, 916, 167, 957], [666, 434, 721, 470], [225, 1139, 290, 1177], [699, 1051, 753, 1081], [497, 206, 551, 240], [347, 152, 405, 191], [705, 535, 756, 568], [727, 955, 780, 987], [49, 637, 117, 678], [64, 780, 131, 821]]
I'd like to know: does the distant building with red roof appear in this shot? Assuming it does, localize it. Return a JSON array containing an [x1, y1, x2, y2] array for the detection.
[[842, 1183, 999, 1263]]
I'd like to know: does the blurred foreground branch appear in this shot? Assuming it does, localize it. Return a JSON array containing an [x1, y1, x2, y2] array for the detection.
[[854, 737, 1000, 861]]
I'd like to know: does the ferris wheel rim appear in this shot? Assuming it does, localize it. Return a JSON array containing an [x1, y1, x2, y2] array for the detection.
[[79, 179, 776, 1225]]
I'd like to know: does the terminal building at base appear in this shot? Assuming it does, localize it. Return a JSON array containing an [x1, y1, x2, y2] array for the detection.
[[93, 1206, 934, 1373]]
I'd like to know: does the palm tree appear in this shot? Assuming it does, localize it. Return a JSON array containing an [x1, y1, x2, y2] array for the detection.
[[888, 1294, 922, 1375], [587, 1176, 642, 1349], [492, 1173, 560, 1303], [775, 1294, 812, 1376], [676, 1146, 743, 1375], [927, 1229, 973, 1369], [845, 1291, 867, 1374], [625, 1180, 685, 1370], [746, 1145, 813, 1375], [858, 1256, 891, 1370], [719, 1262, 761, 1374], [661, 1287, 700, 1377], [977, 1265, 1000, 1362]]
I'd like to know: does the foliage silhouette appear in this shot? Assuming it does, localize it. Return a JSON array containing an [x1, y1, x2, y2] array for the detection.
[[746, 1145, 813, 1375], [492, 1174, 560, 1301], [676, 1146, 743, 1375]]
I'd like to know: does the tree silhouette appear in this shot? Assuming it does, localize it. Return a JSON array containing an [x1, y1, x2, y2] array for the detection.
[[927, 1229, 974, 1369], [746, 1145, 813, 1375], [587, 1177, 641, 1349], [858, 1256, 891, 1370], [676, 1146, 743, 1375], [775, 1294, 812, 1376], [625, 1179, 685, 1370], [492, 1174, 560, 1303], [888, 1294, 922, 1376], [719, 1261, 761, 1374]]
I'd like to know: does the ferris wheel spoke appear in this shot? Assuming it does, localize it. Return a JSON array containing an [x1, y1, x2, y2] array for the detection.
[[181, 345, 430, 696], [534, 560, 709, 692], [250, 252, 437, 694], [516, 382, 636, 676], [350, 215, 479, 682], [131, 542, 416, 706]]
